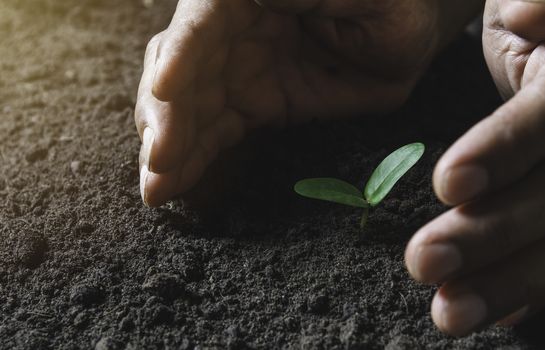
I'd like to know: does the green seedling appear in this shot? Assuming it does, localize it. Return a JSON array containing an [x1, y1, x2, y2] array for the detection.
[[294, 143, 425, 229]]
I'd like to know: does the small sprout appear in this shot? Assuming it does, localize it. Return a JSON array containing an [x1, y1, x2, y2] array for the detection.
[[294, 143, 425, 229]]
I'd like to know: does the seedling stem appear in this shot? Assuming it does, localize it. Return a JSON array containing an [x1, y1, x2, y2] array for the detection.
[[360, 206, 369, 230]]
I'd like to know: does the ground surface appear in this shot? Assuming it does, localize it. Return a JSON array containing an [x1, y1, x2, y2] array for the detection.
[[1, 0, 544, 349]]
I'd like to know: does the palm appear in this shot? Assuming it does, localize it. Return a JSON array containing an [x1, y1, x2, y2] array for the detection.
[[137, 0, 440, 205], [207, 0, 439, 127]]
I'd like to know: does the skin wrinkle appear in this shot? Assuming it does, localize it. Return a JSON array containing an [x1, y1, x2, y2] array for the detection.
[[486, 213, 517, 264], [504, 45, 531, 93], [450, 204, 514, 274], [486, 8, 537, 96]]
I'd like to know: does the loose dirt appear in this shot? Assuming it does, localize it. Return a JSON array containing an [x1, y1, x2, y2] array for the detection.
[[1, 0, 543, 349]]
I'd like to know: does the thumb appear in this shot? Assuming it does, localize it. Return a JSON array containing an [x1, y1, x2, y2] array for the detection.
[[501, 0, 545, 41]]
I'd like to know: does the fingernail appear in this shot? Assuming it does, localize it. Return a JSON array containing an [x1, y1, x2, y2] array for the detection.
[[140, 165, 150, 207], [433, 291, 487, 336], [441, 165, 488, 204], [497, 305, 529, 326], [143, 127, 155, 171], [411, 243, 462, 282]]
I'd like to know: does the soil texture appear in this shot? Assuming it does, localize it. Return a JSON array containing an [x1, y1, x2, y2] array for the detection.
[[1, 0, 544, 349]]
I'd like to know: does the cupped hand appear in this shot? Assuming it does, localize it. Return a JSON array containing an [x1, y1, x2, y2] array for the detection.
[[135, 0, 444, 206], [406, 0, 545, 336]]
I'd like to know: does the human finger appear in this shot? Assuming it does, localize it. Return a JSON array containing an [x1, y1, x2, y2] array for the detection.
[[135, 33, 196, 175], [433, 68, 545, 205], [406, 162, 545, 285], [152, 0, 253, 101], [500, 0, 545, 42], [430, 238, 545, 336]]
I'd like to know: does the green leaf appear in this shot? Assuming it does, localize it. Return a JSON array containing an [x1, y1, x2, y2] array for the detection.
[[294, 178, 368, 208], [364, 143, 425, 206]]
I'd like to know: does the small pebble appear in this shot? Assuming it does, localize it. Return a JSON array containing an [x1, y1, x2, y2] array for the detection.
[[73, 311, 89, 329], [142, 0, 154, 8], [64, 70, 76, 81], [95, 337, 122, 350], [70, 161, 81, 175], [385, 335, 417, 350]]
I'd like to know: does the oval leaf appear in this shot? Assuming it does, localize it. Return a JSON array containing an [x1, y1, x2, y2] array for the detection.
[[364, 143, 425, 206], [294, 178, 368, 208]]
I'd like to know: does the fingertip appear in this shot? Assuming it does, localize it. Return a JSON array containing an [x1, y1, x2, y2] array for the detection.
[[140, 165, 167, 208], [431, 286, 488, 337], [405, 226, 462, 284], [432, 159, 450, 205], [431, 290, 451, 334], [140, 169, 180, 208], [405, 231, 424, 281], [433, 158, 489, 206]]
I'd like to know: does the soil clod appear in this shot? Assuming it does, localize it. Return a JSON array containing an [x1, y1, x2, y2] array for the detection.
[[141, 273, 186, 300], [308, 294, 330, 315], [70, 283, 105, 306], [25, 147, 49, 163], [15, 231, 48, 269]]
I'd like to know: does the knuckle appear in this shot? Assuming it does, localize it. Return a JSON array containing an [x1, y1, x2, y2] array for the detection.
[[149, 33, 162, 48], [490, 107, 521, 146], [182, 19, 205, 39], [134, 103, 147, 138], [483, 214, 516, 258], [134, 99, 144, 122], [145, 32, 163, 55]]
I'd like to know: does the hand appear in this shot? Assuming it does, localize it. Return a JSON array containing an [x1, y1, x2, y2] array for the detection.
[[405, 0, 545, 336], [135, 0, 448, 207]]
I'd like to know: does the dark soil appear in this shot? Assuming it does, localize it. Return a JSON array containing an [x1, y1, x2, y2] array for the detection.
[[1, 0, 544, 349]]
